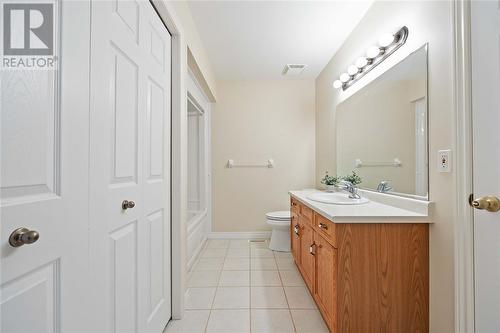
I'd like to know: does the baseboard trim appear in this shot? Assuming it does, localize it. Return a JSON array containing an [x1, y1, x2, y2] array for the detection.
[[187, 236, 207, 271], [208, 231, 271, 239]]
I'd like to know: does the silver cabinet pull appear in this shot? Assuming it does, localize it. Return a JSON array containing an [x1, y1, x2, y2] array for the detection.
[[318, 223, 328, 230], [122, 200, 136, 210], [9, 227, 39, 247], [309, 243, 316, 256], [293, 224, 300, 236]]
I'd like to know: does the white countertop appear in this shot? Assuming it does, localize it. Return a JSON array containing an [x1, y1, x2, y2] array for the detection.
[[289, 189, 432, 223]]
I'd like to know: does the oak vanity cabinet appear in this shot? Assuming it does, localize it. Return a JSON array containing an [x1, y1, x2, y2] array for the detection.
[[291, 201, 300, 265], [290, 198, 315, 291], [299, 219, 315, 290], [290, 197, 429, 333]]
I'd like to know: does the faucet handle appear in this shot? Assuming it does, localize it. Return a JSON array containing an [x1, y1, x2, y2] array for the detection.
[[340, 180, 353, 187]]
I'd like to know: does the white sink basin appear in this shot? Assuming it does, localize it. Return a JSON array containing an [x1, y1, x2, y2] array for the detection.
[[307, 192, 370, 205]]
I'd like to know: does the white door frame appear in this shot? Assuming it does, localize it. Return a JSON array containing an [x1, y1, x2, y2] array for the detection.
[[453, 1, 475, 332], [186, 69, 212, 270], [151, 0, 187, 319]]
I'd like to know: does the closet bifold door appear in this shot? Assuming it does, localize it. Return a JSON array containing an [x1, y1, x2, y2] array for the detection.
[[0, 1, 92, 332], [89, 1, 171, 332]]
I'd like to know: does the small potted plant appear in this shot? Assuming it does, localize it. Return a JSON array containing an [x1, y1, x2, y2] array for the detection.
[[320, 171, 339, 192], [342, 171, 362, 186]]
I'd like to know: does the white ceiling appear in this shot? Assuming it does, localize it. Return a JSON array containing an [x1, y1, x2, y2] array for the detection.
[[188, 1, 373, 80]]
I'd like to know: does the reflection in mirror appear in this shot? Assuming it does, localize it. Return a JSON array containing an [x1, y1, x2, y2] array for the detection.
[[336, 45, 428, 199]]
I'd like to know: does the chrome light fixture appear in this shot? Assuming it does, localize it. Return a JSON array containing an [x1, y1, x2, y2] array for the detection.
[[332, 26, 409, 91]]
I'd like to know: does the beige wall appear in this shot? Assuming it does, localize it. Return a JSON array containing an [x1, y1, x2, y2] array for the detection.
[[213, 80, 316, 232], [315, 1, 455, 332], [167, 1, 217, 101]]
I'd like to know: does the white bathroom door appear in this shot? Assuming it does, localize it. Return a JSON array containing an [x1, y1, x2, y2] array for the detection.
[[89, 1, 171, 332], [1, 1, 91, 332], [471, 1, 500, 332]]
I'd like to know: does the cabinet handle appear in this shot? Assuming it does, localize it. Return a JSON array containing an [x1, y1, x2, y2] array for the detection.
[[293, 224, 300, 236], [309, 243, 316, 256], [291, 202, 297, 206], [318, 223, 328, 230]]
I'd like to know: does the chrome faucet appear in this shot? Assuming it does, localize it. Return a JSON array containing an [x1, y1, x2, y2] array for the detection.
[[377, 180, 393, 193], [340, 180, 361, 199]]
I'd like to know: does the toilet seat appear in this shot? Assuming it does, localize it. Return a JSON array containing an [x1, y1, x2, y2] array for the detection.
[[266, 211, 291, 221]]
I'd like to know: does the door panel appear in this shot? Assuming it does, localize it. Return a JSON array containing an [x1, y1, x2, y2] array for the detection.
[[146, 209, 166, 320], [90, 1, 171, 332], [141, 5, 171, 331], [1, 261, 58, 333], [291, 212, 300, 265], [0, 70, 58, 200], [1, 1, 91, 332], [110, 222, 138, 332], [111, 47, 139, 183], [471, 2, 500, 332], [314, 233, 336, 329], [147, 80, 165, 180], [300, 223, 315, 291]]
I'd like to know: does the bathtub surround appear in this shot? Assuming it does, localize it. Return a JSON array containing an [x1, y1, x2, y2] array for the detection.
[[212, 80, 315, 233], [315, 1, 454, 331]]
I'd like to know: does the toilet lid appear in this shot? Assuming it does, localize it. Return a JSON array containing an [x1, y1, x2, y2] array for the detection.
[[266, 211, 291, 221]]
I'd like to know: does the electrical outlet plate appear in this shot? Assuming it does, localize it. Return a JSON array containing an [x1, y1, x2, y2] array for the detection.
[[438, 149, 452, 173]]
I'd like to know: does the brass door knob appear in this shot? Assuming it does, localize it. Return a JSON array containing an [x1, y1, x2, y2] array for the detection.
[[471, 196, 500, 212], [9, 227, 40, 247], [122, 200, 136, 210]]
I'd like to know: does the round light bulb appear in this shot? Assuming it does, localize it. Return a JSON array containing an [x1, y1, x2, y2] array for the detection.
[[355, 57, 368, 69], [332, 80, 342, 89], [378, 33, 395, 48], [366, 45, 381, 59], [340, 73, 350, 83], [347, 65, 359, 76]]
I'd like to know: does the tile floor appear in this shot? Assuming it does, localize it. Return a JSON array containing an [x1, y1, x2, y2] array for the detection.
[[164, 239, 329, 333]]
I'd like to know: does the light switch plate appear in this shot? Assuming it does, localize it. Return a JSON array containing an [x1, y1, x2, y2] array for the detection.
[[438, 149, 452, 173]]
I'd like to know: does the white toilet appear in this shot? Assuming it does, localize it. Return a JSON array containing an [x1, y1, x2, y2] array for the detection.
[[266, 211, 292, 252]]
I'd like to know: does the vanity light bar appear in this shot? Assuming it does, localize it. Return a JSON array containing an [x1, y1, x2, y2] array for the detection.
[[332, 26, 409, 91]]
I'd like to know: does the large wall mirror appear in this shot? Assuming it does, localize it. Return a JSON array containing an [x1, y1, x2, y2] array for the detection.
[[336, 44, 428, 200]]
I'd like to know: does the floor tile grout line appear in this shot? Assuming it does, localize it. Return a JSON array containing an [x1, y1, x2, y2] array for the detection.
[[277, 260, 298, 333], [249, 248, 252, 333], [179, 240, 303, 332], [204, 246, 227, 333], [187, 239, 320, 332]]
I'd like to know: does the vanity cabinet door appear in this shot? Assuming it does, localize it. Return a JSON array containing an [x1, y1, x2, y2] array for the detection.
[[291, 212, 301, 265], [314, 232, 337, 332], [300, 224, 315, 292]]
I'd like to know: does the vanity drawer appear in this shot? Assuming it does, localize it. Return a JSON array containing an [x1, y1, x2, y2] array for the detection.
[[314, 212, 337, 248]]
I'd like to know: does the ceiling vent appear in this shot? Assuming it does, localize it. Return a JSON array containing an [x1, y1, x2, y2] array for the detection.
[[282, 64, 307, 76]]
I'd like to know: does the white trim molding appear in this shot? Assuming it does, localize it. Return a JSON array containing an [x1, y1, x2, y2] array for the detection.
[[187, 236, 207, 271], [151, 0, 188, 320], [453, 1, 475, 332], [208, 232, 272, 240]]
